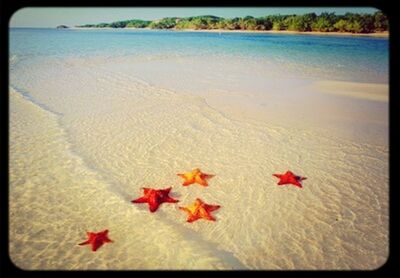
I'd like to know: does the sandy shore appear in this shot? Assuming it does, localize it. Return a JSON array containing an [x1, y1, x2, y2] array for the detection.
[[9, 52, 389, 269], [70, 27, 389, 37], [171, 29, 389, 37]]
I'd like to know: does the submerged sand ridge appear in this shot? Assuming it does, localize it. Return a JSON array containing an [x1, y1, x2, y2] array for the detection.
[[310, 80, 388, 102], [9, 54, 388, 269]]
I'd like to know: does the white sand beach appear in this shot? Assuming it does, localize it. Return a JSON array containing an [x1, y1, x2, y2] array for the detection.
[[9, 50, 388, 270]]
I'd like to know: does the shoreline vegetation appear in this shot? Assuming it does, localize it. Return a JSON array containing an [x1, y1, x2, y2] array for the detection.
[[71, 27, 388, 37], [73, 12, 389, 36]]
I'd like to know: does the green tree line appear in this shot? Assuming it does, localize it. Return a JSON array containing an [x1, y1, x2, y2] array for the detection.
[[77, 12, 388, 33]]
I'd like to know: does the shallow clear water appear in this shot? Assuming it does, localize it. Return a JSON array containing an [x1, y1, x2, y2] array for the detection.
[[9, 28, 389, 270], [10, 28, 388, 83]]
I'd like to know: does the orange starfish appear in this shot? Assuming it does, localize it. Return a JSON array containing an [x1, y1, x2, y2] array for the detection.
[[177, 168, 214, 187], [78, 229, 113, 252], [179, 198, 220, 223]]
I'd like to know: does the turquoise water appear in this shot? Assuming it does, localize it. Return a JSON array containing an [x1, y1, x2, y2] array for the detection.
[[10, 28, 388, 83]]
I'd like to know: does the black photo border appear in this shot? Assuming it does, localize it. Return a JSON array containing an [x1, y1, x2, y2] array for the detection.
[[1, 0, 397, 277]]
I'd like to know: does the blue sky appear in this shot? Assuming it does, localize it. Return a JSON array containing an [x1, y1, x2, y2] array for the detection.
[[10, 7, 380, 28]]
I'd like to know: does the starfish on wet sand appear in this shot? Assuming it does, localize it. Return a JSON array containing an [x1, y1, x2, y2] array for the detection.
[[177, 168, 215, 187], [131, 187, 179, 212], [273, 171, 307, 188], [179, 198, 221, 223], [78, 229, 113, 252]]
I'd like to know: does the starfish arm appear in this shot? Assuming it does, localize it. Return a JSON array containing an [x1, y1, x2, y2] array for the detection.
[[300, 177, 307, 181], [100, 230, 109, 236], [131, 196, 148, 203], [195, 176, 208, 186], [92, 242, 103, 252], [199, 206, 216, 219], [78, 240, 91, 246], [206, 204, 220, 211], [182, 179, 194, 186], [164, 196, 179, 203], [148, 201, 160, 213], [277, 181, 286, 185], [202, 174, 214, 180], [104, 238, 113, 243], [273, 174, 282, 178], [178, 174, 191, 182], [206, 214, 216, 221], [179, 207, 193, 219], [293, 182, 303, 188], [187, 215, 199, 223], [290, 178, 303, 187], [142, 188, 151, 195]]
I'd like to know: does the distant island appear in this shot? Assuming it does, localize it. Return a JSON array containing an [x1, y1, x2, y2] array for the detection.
[[56, 25, 69, 29], [75, 12, 388, 34]]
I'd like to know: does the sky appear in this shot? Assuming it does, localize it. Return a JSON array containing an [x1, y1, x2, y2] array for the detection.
[[10, 7, 380, 28]]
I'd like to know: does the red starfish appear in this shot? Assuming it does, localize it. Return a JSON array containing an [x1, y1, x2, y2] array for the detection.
[[131, 187, 179, 212], [273, 171, 307, 188], [179, 198, 221, 223], [78, 229, 113, 252], [177, 168, 215, 187]]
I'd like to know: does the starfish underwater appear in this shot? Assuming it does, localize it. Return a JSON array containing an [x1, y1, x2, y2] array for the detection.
[[179, 198, 221, 223], [131, 187, 179, 212], [273, 171, 307, 188], [78, 229, 113, 252], [177, 168, 215, 187]]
